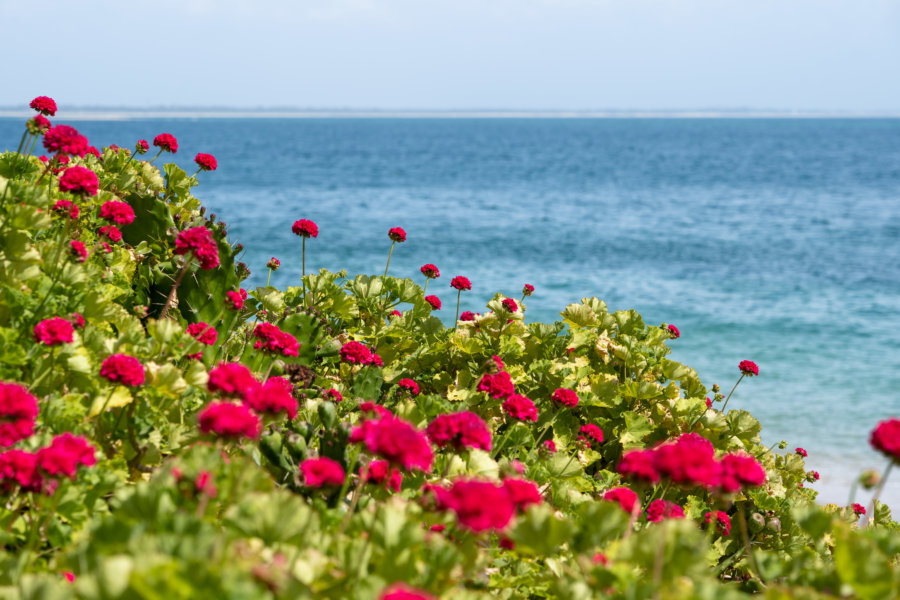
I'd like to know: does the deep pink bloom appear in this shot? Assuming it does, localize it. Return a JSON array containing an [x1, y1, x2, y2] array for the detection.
[[340, 340, 374, 365], [86, 146, 100, 158], [153, 133, 178, 153], [194, 153, 217, 171], [502, 477, 542, 511], [0, 450, 41, 493], [30, 96, 57, 116], [459, 311, 476, 321], [292, 219, 318, 238], [739, 360, 759, 376], [225, 289, 247, 310], [359, 402, 392, 418], [99, 200, 135, 225], [267, 257, 280, 271], [501, 298, 518, 313], [388, 227, 406, 242], [52, 199, 78, 219], [705, 511, 731, 536], [502, 394, 538, 422], [186, 322, 217, 345], [379, 583, 435, 600], [617, 450, 660, 484], [43, 125, 88, 157], [27, 115, 52, 134], [551, 388, 579, 407], [706, 397, 713, 409], [99, 354, 145, 386], [646, 499, 684, 522], [578, 424, 604, 446], [852, 503, 866, 516], [98, 225, 122, 243], [243, 377, 297, 419], [810, 470, 820, 481], [198, 402, 261, 439], [70, 313, 85, 329], [135, 140, 149, 154], [795, 447, 808, 457], [33, 317, 74, 346], [718, 453, 766, 493], [59, 166, 98, 196], [365, 459, 402, 492], [478, 371, 515, 399], [207, 363, 258, 399], [667, 324, 680, 338], [653, 433, 719, 488], [323, 388, 343, 403], [424, 295, 441, 310], [542, 440, 557, 453], [350, 415, 433, 472], [0, 383, 39, 447], [300, 457, 345, 487], [70, 240, 87, 262], [36, 433, 96, 479], [391, 310, 402, 318], [871, 418, 900, 462], [440, 478, 516, 532], [62, 572, 76, 584], [450, 276, 471, 291], [426, 412, 492, 452], [398, 379, 419, 396], [175, 226, 220, 270], [602, 487, 639, 513], [252, 323, 300, 357], [522, 284, 534, 296], [420, 264, 440, 279], [195, 471, 217, 497]]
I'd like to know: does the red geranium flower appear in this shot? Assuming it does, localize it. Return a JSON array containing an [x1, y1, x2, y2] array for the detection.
[[0, 383, 39, 447], [59, 166, 98, 196], [426, 411, 491, 452], [795, 447, 807, 457], [243, 377, 297, 419], [617, 449, 660, 484], [43, 125, 88, 157], [340, 340, 374, 365], [225, 289, 248, 310], [870, 418, 900, 463], [99, 354, 145, 387], [667, 324, 680, 338], [323, 388, 343, 403], [70, 313, 85, 329], [51, 199, 79, 219], [551, 388, 579, 407], [98, 225, 122, 243], [30, 96, 57, 116], [292, 219, 318, 238], [194, 153, 217, 171], [70, 240, 87, 262], [424, 295, 441, 310], [522, 284, 534, 296], [542, 440, 557, 453], [459, 311, 476, 321], [135, 140, 149, 154], [502, 477, 542, 511], [153, 133, 178, 153], [478, 371, 515, 399], [0, 449, 42, 493], [602, 487, 638, 513], [450, 276, 471, 291], [398, 379, 419, 396], [300, 457, 345, 487], [578, 424, 604, 446], [27, 115, 51, 134], [502, 394, 538, 422], [379, 583, 435, 600], [186, 322, 217, 345], [654, 433, 720, 488], [718, 453, 766, 492], [267, 257, 280, 271], [350, 415, 433, 472], [33, 317, 74, 346], [420, 264, 440, 279], [739, 360, 759, 376], [36, 433, 96, 479], [364, 459, 402, 492], [705, 510, 731, 536], [646, 499, 684, 522], [851, 503, 866, 516], [252, 323, 300, 357], [175, 226, 220, 270], [207, 363, 258, 400], [501, 298, 518, 313], [388, 227, 406, 242], [99, 200, 135, 225], [198, 402, 261, 439], [439, 478, 516, 532]]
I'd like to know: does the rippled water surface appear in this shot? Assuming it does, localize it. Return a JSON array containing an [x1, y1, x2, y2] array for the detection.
[[3, 117, 899, 505]]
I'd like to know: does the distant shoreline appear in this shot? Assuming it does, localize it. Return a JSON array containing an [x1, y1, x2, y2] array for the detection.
[[1, 109, 899, 121]]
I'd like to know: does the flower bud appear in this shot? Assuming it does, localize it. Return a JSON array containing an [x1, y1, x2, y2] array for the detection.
[[765, 517, 781, 533], [267, 257, 281, 271], [522, 284, 534, 297], [777, 441, 787, 449], [749, 512, 766, 533], [860, 469, 881, 490], [711, 384, 720, 393]]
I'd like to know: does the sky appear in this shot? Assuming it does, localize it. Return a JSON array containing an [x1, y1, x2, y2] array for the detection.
[[1, 0, 898, 111]]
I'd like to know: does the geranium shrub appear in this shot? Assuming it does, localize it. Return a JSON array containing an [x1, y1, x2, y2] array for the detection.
[[0, 98, 899, 599]]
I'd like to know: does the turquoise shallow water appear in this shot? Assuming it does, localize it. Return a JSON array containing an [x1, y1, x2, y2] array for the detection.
[[3, 117, 899, 506]]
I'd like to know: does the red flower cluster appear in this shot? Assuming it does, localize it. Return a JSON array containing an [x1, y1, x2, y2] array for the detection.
[[617, 450, 659, 484], [70, 240, 87, 262], [652, 433, 719, 488], [795, 447, 807, 457], [59, 166, 99, 196], [136, 140, 149, 154], [27, 115, 51, 135], [602, 487, 638, 513], [365, 459, 403, 492], [645, 499, 684, 522], [244, 377, 298, 419], [36, 433, 96, 479], [186, 322, 217, 345], [450, 276, 471, 291], [0, 450, 42, 493], [350, 414, 433, 472], [739, 360, 759, 376], [551, 388, 579, 407], [267, 257, 280, 271], [70, 313, 85, 329], [194, 153, 217, 171], [424, 295, 441, 310], [225, 289, 247, 310], [98, 225, 122, 243], [300, 457, 345, 487], [379, 584, 435, 600], [705, 511, 731, 536], [578, 424, 604, 446], [33, 317, 74, 346], [153, 133, 178, 153], [426, 411, 492, 452], [198, 402, 261, 439], [52, 199, 79, 219], [340, 340, 376, 365], [502, 394, 538, 422], [30, 96, 57, 116], [252, 323, 300, 357], [870, 418, 900, 462], [543, 440, 557, 453], [502, 477, 543, 511], [323, 388, 343, 403], [175, 226, 220, 270], [99, 200, 135, 225], [851, 503, 866, 516], [0, 383, 39, 447], [292, 219, 318, 238], [398, 379, 419, 396], [43, 125, 89, 157], [667, 324, 680, 338], [99, 354, 145, 387], [522, 284, 534, 296], [718, 453, 767, 492], [478, 371, 514, 399], [459, 311, 476, 321], [501, 298, 518, 313], [433, 478, 516, 532], [420, 264, 440, 279], [388, 227, 406, 242], [207, 363, 257, 399]]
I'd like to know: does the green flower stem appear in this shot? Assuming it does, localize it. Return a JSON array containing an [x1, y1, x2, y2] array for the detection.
[[454, 289, 462, 323], [533, 406, 560, 450], [266, 268, 272, 287], [24, 134, 39, 158], [15, 130, 28, 154], [866, 461, 894, 527], [720, 373, 745, 413], [31, 217, 74, 321], [192, 168, 202, 177], [148, 148, 164, 164], [337, 469, 369, 537], [160, 259, 192, 319], [384, 241, 395, 277], [491, 422, 516, 459], [27, 346, 58, 392], [422, 278, 429, 293]]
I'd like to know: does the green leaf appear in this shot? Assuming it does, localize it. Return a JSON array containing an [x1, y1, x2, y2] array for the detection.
[[833, 523, 896, 600], [508, 504, 577, 556]]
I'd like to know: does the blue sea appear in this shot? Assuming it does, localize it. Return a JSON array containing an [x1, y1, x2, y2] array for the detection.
[[3, 116, 899, 506]]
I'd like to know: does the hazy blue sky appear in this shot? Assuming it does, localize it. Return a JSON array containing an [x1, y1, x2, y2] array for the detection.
[[2, 0, 898, 111]]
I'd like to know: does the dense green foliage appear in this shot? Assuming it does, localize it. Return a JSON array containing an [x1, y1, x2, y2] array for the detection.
[[0, 121, 898, 599]]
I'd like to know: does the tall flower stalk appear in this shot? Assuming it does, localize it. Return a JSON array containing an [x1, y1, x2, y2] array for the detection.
[[384, 227, 406, 277], [450, 275, 472, 322], [291, 219, 318, 303], [160, 226, 220, 319], [721, 360, 759, 412]]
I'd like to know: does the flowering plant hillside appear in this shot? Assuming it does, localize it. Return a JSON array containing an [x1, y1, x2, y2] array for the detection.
[[0, 97, 899, 599]]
